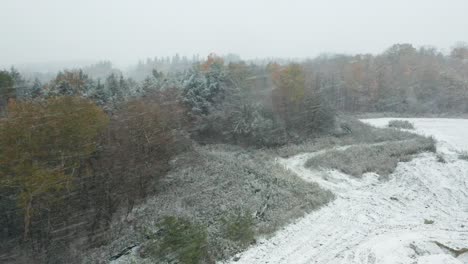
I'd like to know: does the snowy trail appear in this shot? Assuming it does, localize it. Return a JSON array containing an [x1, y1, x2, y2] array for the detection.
[[227, 118, 468, 264]]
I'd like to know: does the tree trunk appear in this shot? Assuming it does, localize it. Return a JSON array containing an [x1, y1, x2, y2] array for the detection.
[[23, 197, 32, 240]]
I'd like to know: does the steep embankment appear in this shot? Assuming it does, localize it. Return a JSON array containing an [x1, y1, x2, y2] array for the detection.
[[90, 144, 333, 263], [228, 118, 468, 264]]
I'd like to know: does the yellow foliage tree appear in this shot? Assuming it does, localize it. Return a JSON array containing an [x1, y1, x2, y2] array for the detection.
[[271, 63, 306, 127], [0, 97, 109, 239]]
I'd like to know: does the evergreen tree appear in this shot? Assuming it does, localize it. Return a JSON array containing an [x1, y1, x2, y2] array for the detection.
[[9, 67, 27, 99], [105, 73, 122, 104], [0, 71, 15, 113], [182, 54, 227, 115], [30, 78, 43, 99], [48, 70, 94, 97], [182, 68, 210, 114], [91, 79, 109, 106]]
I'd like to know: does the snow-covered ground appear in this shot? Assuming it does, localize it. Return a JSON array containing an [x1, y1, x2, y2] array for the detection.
[[227, 118, 468, 264]]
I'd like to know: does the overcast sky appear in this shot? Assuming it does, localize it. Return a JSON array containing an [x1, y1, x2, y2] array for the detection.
[[1, 0, 467, 68]]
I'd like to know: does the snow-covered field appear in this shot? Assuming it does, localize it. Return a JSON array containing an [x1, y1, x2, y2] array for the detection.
[[227, 118, 468, 264]]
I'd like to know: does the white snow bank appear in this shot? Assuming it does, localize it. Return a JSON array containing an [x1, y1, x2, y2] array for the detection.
[[364, 118, 468, 153], [226, 118, 468, 264]]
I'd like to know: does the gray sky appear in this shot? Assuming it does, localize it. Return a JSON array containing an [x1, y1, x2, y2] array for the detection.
[[1, 0, 467, 68]]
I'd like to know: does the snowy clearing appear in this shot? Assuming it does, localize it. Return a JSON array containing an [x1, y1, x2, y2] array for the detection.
[[226, 118, 468, 264]]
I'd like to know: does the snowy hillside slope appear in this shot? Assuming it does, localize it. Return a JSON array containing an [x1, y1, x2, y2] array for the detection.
[[227, 118, 468, 264]]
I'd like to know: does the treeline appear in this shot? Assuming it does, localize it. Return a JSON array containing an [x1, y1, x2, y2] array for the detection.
[[9, 42, 468, 115], [0, 54, 331, 263], [307, 43, 468, 113]]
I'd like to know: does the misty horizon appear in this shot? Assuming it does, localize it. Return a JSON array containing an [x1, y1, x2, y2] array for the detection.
[[2, 42, 466, 75], [2, 0, 468, 69]]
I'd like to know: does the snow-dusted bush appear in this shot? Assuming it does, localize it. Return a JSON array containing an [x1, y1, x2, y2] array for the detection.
[[228, 103, 287, 146], [190, 92, 289, 147], [306, 137, 436, 178], [436, 153, 447, 163], [276, 116, 423, 157], [144, 216, 208, 264], [388, 120, 415, 129], [458, 151, 468, 161], [221, 210, 255, 247]]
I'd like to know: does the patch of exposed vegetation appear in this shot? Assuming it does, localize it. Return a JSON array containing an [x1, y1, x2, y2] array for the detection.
[[424, 219, 435, 224], [458, 151, 468, 161], [434, 241, 468, 257], [305, 137, 436, 178], [144, 216, 209, 264], [388, 120, 415, 129], [221, 210, 256, 247], [276, 117, 423, 158], [436, 153, 447, 163]]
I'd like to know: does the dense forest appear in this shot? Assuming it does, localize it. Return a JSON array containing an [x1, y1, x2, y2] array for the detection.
[[1, 42, 468, 263]]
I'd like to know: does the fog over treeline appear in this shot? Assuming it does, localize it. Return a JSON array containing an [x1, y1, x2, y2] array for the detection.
[[2, 1, 468, 263], [2, 0, 468, 66], [4, 42, 468, 114]]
